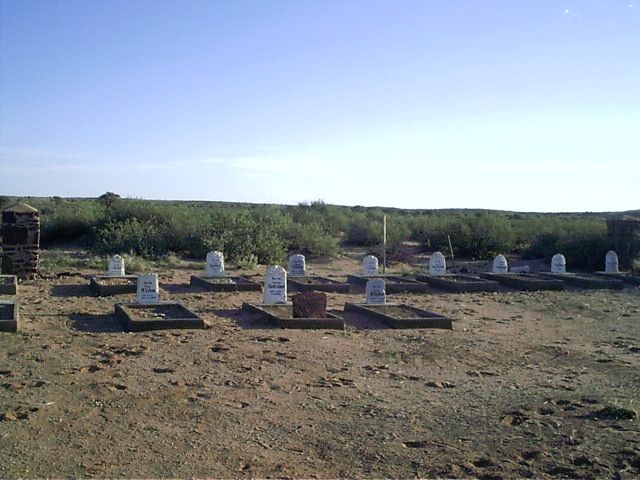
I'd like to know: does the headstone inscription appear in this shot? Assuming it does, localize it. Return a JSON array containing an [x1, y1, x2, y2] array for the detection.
[[365, 278, 386, 304], [205, 251, 225, 277], [288, 254, 306, 276], [362, 255, 379, 276], [550, 254, 567, 274], [108, 254, 125, 276], [137, 274, 159, 304], [429, 251, 447, 275], [605, 250, 619, 274], [263, 265, 287, 304], [492, 254, 509, 274]]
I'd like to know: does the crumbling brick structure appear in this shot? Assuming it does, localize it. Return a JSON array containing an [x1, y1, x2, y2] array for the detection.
[[1, 203, 40, 279]]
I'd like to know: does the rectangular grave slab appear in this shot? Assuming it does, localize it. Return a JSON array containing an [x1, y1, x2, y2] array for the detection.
[[0, 300, 19, 332], [90, 275, 138, 296], [592, 272, 640, 286], [242, 302, 344, 330], [415, 274, 499, 293], [539, 272, 625, 289], [478, 272, 564, 291], [346, 274, 431, 293], [0, 275, 18, 295], [344, 302, 452, 329], [115, 302, 205, 332], [190, 275, 262, 292], [287, 276, 351, 293]]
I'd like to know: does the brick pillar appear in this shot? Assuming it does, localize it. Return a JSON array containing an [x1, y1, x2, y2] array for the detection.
[[1, 203, 40, 279], [606, 216, 640, 270]]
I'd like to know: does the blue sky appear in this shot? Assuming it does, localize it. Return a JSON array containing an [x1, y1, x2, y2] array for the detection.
[[1, 0, 638, 211]]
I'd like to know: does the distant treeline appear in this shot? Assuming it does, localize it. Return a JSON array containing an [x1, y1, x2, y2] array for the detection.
[[1, 194, 632, 270]]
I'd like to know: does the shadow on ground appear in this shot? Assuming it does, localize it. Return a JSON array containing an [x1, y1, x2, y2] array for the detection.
[[69, 313, 124, 333], [51, 284, 93, 297], [341, 311, 389, 330], [214, 308, 279, 330]]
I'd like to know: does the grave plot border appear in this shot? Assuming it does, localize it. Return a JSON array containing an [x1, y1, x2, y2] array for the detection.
[[241, 302, 345, 330], [115, 302, 205, 332], [346, 274, 431, 293], [190, 275, 262, 292], [344, 302, 452, 329], [539, 272, 625, 290], [592, 272, 640, 286], [0, 275, 18, 295], [90, 275, 138, 296], [0, 300, 19, 332], [415, 274, 500, 293], [478, 272, 564, 291], [287, 276, 351, 293]]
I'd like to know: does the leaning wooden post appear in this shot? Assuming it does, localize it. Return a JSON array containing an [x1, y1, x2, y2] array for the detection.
[[447, 234, 456, 271], [382, 215, 387, 274]]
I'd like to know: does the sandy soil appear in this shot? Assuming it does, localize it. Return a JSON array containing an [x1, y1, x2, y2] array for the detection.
[[1, 251, 639, 479]]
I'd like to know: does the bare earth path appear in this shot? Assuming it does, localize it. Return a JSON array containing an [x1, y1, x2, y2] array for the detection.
[[1, 254, 639, 478]]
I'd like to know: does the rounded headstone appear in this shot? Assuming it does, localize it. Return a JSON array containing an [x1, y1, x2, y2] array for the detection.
[[137, 273, 159, 304], [429, 251, 447, 275], [288, 254, 306, 276], [550, 253, 566, 274], [365, 278, 386, 304], [363, 255, 379, 276], [263, 265, 287, 304], [108, 254, 125, 276], [605, 250, 619, 274], [492, 254, 508, 274], [205, 251, 225, 277]]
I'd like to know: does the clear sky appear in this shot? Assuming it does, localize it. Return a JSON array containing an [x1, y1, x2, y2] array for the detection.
[[1, 0, 638, 212]]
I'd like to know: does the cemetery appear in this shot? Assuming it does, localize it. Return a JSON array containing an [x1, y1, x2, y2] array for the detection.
[[346, 255, 431, 293], [189, 251, 261, 292], [478, 254, 565, 290], [89, 254, 138, 296], [539, 254, 625, 289], [285, 254, 350, 293], [1, 201, 639, 479], [114, 273, 205, 331], [344, 279, 452, 329]]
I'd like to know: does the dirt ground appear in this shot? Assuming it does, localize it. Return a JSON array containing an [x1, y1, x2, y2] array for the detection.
[[1, 250, 639, 479]]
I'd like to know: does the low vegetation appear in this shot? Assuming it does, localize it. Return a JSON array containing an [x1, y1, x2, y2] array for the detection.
[[0, 194, 631, 270]]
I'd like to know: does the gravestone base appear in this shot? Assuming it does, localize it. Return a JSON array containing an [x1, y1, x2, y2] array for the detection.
[[0, 275, 18, 295], [593, 271, 640, 286], [242, 302, 344, 330], [539, 273, 625, 290], [90, 275, 138, 296], [287, 276, 350, 293], [0, 301, 19, 332], [190, 275, 262, 292], [115, 302, 205, 332], [478, 272, 564, 291], [344, 302, 452, 329], [346, 274, 431, 293], [416, 274, 500, 293]]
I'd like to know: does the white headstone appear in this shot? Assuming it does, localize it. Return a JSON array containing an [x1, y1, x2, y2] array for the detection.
[[205, 251, 225, 277], [492, 254, 509, 273], [365, 278, 386, 304], [605, 250, 619, 274], [363, 255, 379, 276], [108, 254, 125, 276], [288, 254, 306, 276], [137, 273, 159, 304], [550, 253, 566, 274], [263, 265, 287, 304], [429, 251, 447, 275]]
